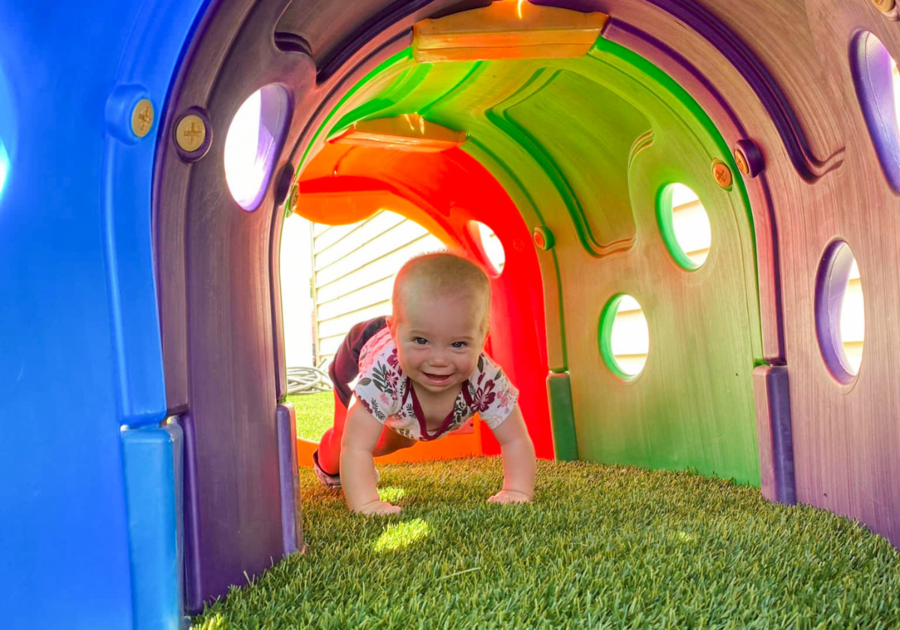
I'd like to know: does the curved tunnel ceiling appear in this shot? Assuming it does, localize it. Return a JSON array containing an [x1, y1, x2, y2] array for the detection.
[[291, 30, 765, 489], [293, 38, 748, 265]]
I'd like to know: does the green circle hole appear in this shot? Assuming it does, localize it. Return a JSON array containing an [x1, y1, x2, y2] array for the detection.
[[600, 294, 649, 379], [657, 183, 711, 270]]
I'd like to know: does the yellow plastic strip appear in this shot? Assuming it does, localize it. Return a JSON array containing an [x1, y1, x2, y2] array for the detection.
[[328, 114, 468, 152], [414, 1, 607, 62]]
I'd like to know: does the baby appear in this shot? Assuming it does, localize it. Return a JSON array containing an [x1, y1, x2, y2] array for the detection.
[[313, 252, 536, 516]]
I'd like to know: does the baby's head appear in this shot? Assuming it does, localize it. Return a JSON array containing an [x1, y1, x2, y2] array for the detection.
[[389, 253, 492, 392]]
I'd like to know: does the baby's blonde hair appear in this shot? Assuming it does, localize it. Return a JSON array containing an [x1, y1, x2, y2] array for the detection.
[[391, 252, 492, 332]]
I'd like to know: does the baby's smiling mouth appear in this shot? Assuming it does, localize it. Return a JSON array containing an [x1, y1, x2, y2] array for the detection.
[[423, 372, 453, 382]]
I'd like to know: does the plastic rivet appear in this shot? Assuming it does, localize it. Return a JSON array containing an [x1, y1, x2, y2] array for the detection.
[[734, 148, 750, 175], [533, 226, 555, 250], [712, 160, 733, 189], [732, 139, 764, 178], [131, 99, 154, 138], [873, 0, 895, 13], [274, 163, 295, 206], [176, 114, 207, 153]]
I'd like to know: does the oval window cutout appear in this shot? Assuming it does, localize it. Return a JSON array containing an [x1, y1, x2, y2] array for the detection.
[[658, 183, 712, 270], [0, 140, 9, 203], [0, 63, 15, 204], [600, 294, 649, 379], [468, 220, 505, 276], [851, 32, 900, 191], [224, 85, 292, 211], [816, 241, 865, 383]]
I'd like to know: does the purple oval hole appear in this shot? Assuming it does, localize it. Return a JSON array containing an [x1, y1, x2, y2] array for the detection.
[[851, 31, 900, 192], [816, 241, 864, 384], [224, 85, 292, 211]]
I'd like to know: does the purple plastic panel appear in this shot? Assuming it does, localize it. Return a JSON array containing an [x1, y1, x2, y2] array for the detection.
[[179, 413, 203, 613], [154, 0, 498, 611], [753, 366, 795, 505], [815, 241, 858, 385], [538, 0, 842, 182], [276, 403, 304, 555], [154, 0, 313, 613], [850, 31, 900, 192]]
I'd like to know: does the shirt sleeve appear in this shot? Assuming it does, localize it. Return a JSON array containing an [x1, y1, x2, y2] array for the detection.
[[469, 354, 519, 430], [353, 347, 402, 425]]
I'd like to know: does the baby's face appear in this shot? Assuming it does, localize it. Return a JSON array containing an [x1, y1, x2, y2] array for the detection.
[[391, 293, 488, 395]]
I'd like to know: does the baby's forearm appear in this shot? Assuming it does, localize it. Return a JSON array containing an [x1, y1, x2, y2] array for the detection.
[[500, 437, 536, 499], [341, 446, 381, 511]]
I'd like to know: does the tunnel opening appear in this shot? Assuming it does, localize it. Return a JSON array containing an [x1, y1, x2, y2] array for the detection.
[[284, 26, 763, 483], [151, 0, 769, 611], [287, 120, 551, 461]]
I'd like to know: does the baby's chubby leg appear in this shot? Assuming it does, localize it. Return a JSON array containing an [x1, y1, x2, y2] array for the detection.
[[317, 390, 348, 475]]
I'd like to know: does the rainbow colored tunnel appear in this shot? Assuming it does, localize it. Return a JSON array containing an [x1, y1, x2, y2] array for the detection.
[[3, 1, 900, 628]]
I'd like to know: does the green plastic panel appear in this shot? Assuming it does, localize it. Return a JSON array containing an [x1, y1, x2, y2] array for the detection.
[[306, 37, 764, 486], [546, 372, 578, 462]]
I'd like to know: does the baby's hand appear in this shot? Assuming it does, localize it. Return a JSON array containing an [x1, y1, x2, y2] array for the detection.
[[488, 490, 532, 504], [355, 500, 402, 516]]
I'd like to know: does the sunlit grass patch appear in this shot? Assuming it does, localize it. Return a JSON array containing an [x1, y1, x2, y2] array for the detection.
[[372, 518, 430, 553], [377, 485, 406, 503]]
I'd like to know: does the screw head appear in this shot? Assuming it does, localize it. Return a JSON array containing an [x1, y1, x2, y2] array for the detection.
[[712, 160, 733, 189], [176, 114, 207, 153], [533, 226, 555, 250], [873, 0, 895, 14], [131, 99, 154, 138]]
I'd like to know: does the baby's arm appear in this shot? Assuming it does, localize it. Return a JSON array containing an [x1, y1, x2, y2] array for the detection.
[[341, 403, 401, 516], [487, 404, 536, 504]]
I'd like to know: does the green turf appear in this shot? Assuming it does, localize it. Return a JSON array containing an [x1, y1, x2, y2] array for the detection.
[[286, 392, 334, 442], [190, 458, 900, 629]]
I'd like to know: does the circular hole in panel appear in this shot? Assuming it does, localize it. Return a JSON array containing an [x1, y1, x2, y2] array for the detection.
[[816, 241, 865, 384], [224, 85, 292, 211], [658, 183, 712, 270], [468, 220, 505, 276], [600, 294, 649, 379], [851, 31, 900, 191], [0, 62, 15, 204], [0, 140, 9, 203]]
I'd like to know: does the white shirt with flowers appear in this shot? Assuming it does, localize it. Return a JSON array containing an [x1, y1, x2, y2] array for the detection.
[[353, 327, 519, 441]]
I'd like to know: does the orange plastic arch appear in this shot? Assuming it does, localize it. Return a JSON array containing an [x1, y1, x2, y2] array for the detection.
[[293, 143, 552, 460]]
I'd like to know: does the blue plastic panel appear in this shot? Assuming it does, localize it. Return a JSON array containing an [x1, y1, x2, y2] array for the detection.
[[122, 424, 185, 630], [0, 1, 206, 628]]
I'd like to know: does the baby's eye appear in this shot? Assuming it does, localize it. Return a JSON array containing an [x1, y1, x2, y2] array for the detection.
[[451, 341, 467, 349], [413, 337, 428, 345]]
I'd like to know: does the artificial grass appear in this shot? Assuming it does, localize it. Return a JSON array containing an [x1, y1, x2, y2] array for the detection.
[[191, 458, 900, 630], [285, 392, 334, 442]]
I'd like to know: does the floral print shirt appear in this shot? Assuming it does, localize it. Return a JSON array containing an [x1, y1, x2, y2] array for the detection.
[[353, 327, 519, 441]]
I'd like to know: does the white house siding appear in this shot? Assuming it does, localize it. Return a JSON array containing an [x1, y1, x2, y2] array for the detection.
[[280, 213, 314, 368], [312, 211, 445, 366]]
